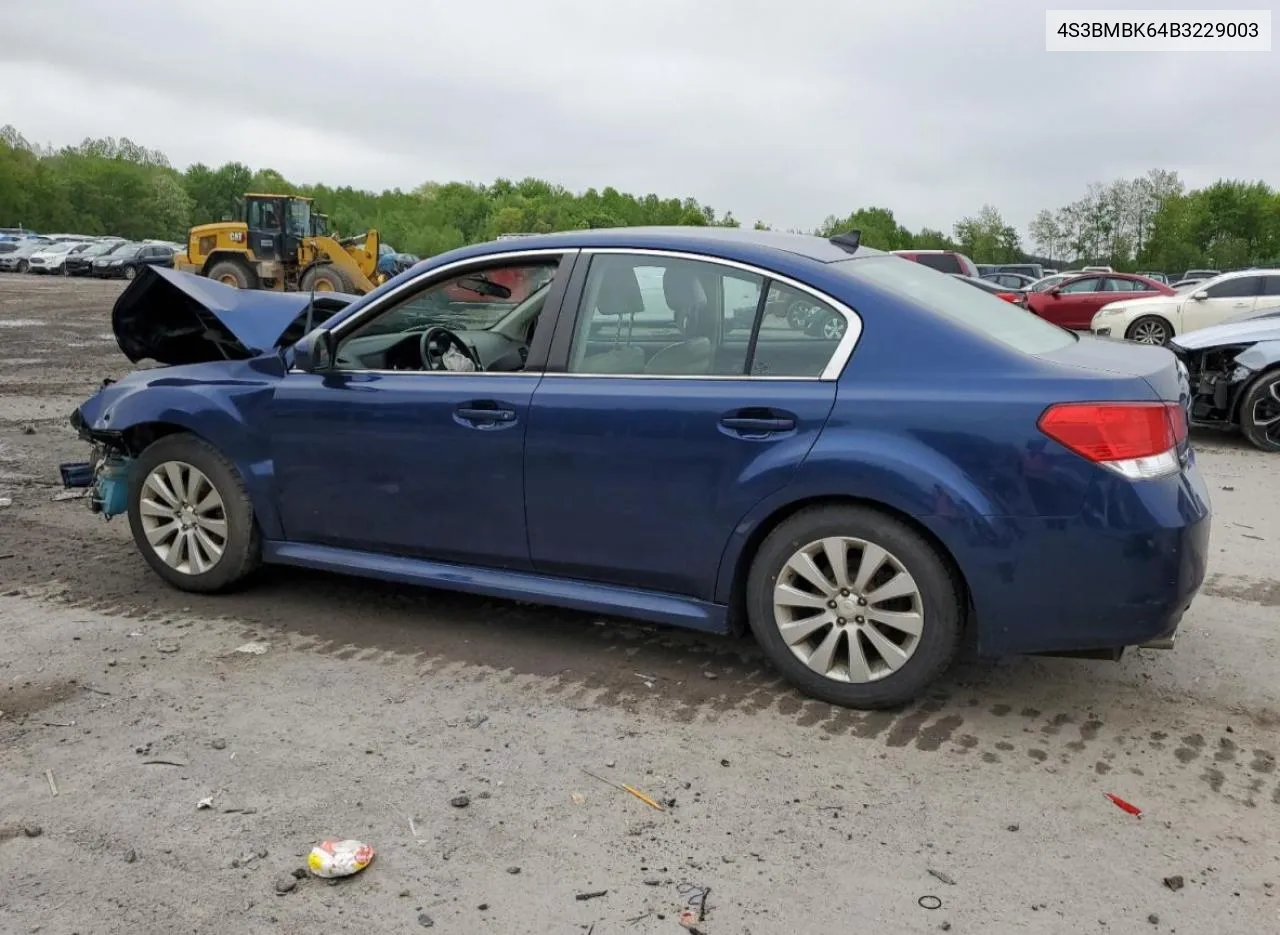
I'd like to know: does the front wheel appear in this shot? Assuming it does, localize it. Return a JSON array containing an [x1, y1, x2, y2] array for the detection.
[[746, 505, 964, 709], [299, 264, 353, 293], [123, 265, 137, 280], [1239, 370, 1280, 453], [1125, 315, 1172, 346], [128, 433, 262, 593]]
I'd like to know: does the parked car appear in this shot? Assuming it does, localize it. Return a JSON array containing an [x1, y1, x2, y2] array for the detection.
[[1169, 305, 1280, 452], [60, 229, 1209, 710], [91, 242, 176, 279], [1028, 273, 1078, 292], [1138, 271, 1170, 285], [0, 237, 52, 272], [26, 240, 91, 274], [1182, 268, 1220, 282], [993, 263, 1044, 280], [1091, 269, 1280, 345], [1081, 265, 1114, 273], [952, 274, 1029, 307], [891, 249, 980, 277], [65, 239, 127, 276], [982, 271, 1037, 291], [1026, 273, 1174, 331], [1170, 278, 1206, 290], [976, 264, 999, 276]]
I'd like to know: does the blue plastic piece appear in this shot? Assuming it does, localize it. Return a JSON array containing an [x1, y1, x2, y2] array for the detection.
[[94, 455, 132, 519]]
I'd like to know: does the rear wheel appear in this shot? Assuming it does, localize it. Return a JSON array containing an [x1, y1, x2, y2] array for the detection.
[[16, 259, 27, 273], [1125, 315, 1172, 346], [206, 259, 257, 289], [128, 433, 262, 593], [300, 264, 353, 293], [1239, 369, 1280, 453], [745, 505, 964, 709]]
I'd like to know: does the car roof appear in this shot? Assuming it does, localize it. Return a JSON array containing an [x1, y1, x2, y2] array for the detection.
[[447, 227, 887, 266]]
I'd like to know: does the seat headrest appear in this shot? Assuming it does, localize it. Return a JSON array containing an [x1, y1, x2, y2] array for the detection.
[[663, 265, 709, 313], [593, 264, 645, 317]]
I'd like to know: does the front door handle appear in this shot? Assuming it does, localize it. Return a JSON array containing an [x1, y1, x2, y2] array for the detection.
[[455, 402, 517, 427]]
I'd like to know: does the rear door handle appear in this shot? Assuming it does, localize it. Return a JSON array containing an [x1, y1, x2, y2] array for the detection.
[[720, 417, 794, 432]]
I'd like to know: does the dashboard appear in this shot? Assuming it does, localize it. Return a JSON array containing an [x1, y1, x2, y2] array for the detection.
[[335, 328, 529, 373]]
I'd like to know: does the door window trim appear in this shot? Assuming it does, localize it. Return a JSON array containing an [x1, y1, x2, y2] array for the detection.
[[288, 248, 577, 377], [542, 248, 863, 382]]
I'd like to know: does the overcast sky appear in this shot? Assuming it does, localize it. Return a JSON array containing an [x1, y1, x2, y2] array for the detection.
[[1, 0, 1277, 237]]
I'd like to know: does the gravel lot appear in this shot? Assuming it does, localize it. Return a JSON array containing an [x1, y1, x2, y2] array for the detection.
[[1, 274, 1278, 934]]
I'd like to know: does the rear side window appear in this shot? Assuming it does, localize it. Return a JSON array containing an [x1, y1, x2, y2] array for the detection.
[[912, 253, 963, 274], [840, 256, 1074, 355], [1263, 276, 1280, 297]]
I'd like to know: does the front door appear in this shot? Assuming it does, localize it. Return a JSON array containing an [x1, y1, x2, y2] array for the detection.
[[247, 197, 284, 262], [1031, 274, 1104, 329], [268, 253, 570, 570], [524, 253, 844, 599], [1180, 274, 1263, 333]]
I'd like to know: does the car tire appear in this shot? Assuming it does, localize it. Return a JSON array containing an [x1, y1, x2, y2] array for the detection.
[[1125, 315, 1172, 346], [16, 260, 28, 273], [207, 259, 258, 290], [123, 265, 137, 280], [128, 433, 262, 593], [745, 504, 964, 709], [299, 264, 354, 293], [1238, 369, 1280, 453], [786, 299, 816, 331]]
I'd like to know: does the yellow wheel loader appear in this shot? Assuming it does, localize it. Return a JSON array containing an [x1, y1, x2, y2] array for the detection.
[[179, 194, 385, 294]]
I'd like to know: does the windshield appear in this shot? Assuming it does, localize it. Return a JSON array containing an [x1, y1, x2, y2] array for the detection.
[[44, 242, 76, 254], [1174, 280, 1205, 293], [85, 241, 119, 256], [286, 199, 311, 237], [114, 244, 141, 258], [841, 256, 1074, 354]]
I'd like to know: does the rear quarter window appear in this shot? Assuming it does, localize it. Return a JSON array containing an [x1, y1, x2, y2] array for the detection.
[[840, 256, 1074, 355]]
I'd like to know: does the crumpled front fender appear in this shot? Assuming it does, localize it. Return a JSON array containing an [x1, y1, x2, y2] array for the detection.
[[72, 367, 284, 538]]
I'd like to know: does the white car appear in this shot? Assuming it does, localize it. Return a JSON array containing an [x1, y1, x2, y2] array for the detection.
[[1090, 268, 1280, 345], [25, 240, 90, 275]]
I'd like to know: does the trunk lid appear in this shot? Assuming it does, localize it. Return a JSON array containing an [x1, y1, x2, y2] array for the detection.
[[112, 266, 358, 365], [1038, 333, 1187, 403]]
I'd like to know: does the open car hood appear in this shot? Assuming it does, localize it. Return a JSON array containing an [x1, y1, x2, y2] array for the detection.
[[112, 266, 359, 365]]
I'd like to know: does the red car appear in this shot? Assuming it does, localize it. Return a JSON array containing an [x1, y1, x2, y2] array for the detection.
[[1026, 273, 1174, 330]]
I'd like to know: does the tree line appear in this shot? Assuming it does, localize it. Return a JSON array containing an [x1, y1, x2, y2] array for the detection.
[[3, 125, 1278, 272]]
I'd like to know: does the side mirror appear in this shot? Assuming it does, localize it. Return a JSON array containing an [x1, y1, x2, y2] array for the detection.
[[1193, 291, 1208, 301], [293, 328, 335, 372]]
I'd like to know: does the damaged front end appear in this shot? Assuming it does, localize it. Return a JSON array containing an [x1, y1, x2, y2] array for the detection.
[[1169, 308, 1280, 431], [60, 390, 133, 520], [58, 265, 361, 520]]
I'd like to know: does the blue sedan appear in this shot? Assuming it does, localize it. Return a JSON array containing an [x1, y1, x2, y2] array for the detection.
[[62, 228, 1211, 708]]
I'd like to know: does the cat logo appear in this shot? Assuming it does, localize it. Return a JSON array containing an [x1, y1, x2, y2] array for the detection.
[[230, 231, 245, 243]]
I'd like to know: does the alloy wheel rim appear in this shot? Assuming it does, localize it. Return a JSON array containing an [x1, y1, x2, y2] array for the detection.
[[822, 315, 846, 340], [772, 536, 924, 683], [1132, 321, 1167, 344], [138, 461, 228, 575], [1252, 381, 1280, 444]]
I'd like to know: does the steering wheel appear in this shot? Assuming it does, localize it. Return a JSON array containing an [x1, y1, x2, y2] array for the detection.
[[419, 326, 481, 372]]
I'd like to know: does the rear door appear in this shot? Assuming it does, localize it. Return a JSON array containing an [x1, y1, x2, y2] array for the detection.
[[524, 251, 850, 599]]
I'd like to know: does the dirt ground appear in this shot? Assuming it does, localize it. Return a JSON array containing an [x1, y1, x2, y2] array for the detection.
[[1, 274, 1278, 935]]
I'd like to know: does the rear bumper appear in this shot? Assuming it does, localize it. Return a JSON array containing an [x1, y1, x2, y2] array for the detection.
[[960, 458, 1212, 657]]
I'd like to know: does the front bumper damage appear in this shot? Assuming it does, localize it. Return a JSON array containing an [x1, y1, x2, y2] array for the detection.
[[59, 390, 133, 520]]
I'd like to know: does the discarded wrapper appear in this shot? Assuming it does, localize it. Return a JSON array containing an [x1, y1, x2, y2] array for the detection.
[[307, 839, 375, 878]]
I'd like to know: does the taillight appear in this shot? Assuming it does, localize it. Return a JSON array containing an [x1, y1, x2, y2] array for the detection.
[[996, 291, 1017, 303], [1038, 402, 1186, 479]]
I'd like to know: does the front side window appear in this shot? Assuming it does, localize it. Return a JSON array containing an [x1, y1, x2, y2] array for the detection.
[[1262, 275, 1280, 297], [565, 254, 847, 378], [335, 260, 560, 373], [1204, 276, 1262, 299], [1059, 276, 1101, 294]]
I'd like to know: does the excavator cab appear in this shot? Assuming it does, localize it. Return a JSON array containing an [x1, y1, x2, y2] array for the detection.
[[245, 194, 311, 265], [310, 213, 330, 237]]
